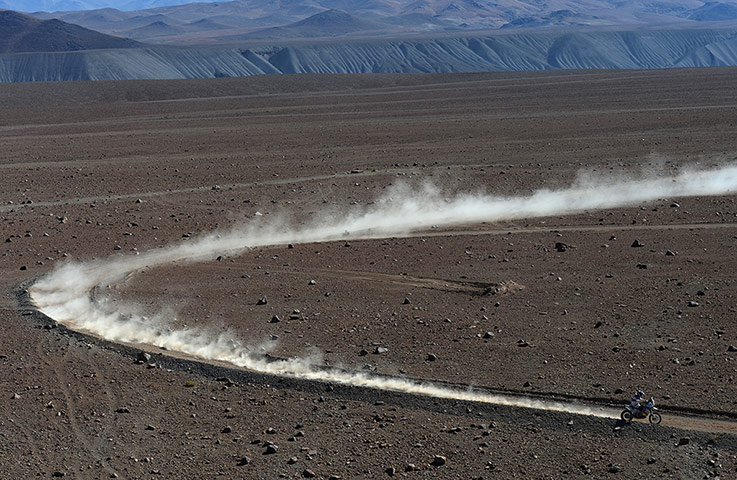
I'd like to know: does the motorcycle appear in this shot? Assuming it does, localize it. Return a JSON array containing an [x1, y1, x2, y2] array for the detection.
[[621, 403, 662, 424]]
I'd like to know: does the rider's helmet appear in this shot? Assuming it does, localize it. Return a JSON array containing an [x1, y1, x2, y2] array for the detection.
[[637, 390, 645, 396]]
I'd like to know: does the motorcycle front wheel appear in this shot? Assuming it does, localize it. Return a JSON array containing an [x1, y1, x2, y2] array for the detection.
[[649, 412, 662, 424], [621, 410, 633, 421]]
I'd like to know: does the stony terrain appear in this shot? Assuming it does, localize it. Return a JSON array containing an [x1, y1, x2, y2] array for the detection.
[[2, 68, 737, 478]]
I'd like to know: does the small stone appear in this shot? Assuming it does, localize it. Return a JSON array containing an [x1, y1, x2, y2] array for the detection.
[[385, 467, 395, 476], [19, 265, 27, 271], [403, 297, 411, 304], [728, 345, 737, 352], [145, 425, 155, 431], [631, 240, 644, 248], [426, 353, 437, 361], [517, 340, 529, 347], [676, 437, 690, 446], [222, 425, 232, 433], [608, 463, 621, 473], [11, 393, 20, 399], [555, 242, 567, 252], [264, 444, 278, 455], [483, 331, 494, 339], [308, 280, 316, 285], [405, 464, 417, 472], [113, 245, 121, 251], [687, 301, 699, 307], [374, 347, 388, 354], [257, 296, 268, 305], [647, 457, 656, 464], [303, 469, 316, 478], [52, 472, 65, 478], [287, 457, 298, 465], [636, 263, 647, 269], [137, 352, 151, 363], [115, 407, 130, 414], [270, 315, 280, 323], [430, 455, 446, 467], [665, 250, 676, 256], [670, 202, 680, 208], [523, 381, 531, 387], [237, 456, 250, 466]]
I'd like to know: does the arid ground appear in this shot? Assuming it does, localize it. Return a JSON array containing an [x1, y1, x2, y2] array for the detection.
[[2, 69, 737, 479]]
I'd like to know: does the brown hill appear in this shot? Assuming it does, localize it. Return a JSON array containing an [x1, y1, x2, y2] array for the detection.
[[0, 9, 140, 53]]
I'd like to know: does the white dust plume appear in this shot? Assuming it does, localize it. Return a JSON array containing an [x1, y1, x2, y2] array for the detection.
[[29, 165, 737, 417]]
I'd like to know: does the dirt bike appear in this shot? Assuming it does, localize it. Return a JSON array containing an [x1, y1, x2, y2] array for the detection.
[[621, 404, 662, 424]]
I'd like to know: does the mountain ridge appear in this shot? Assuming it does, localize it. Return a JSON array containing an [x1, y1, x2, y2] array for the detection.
[[0, 9, 140, 53], [2, 27, 737, 82]]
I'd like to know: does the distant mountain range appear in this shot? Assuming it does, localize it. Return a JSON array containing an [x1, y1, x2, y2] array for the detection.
[[18, 1, 737, 44], [2, 27, 737, 82], [0, 9, 139, 53], [3, 1, 737, 82]]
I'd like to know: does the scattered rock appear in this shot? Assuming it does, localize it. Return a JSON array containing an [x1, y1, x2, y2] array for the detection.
[[405, 464, 417, 472], [517, 340, 529, 347], [270, 315, 281, 323], [115, 407, 130, 414], [145, 425, 155, 431], [385, 467, 396, 476], [237, 456, 250, 466], [402, 297, 411, 305], [608, 463, 622, 473], [308, 280, 316, 285], [52, 472, 65, 478], [11, 393, 20, 399], [636, 263, 647, 269], [113, 245, 122, 251], [676, 437, 690, 446], [374, 347, 388, 354], [523, 381, 531, 387], [665, 250, 676, 256], [222, 425, 232, 433], [555, 242, 568, 252], [136, 352, 151, 364], [430, 455, 446, 467], [647, 457, 656, 464], [687, 301, 699, 307], [631, 240, 644, 248], [483, 331, 494, 339], [426, 353, 437, 361], [264, 444, 278, 455], [303, 469, 317, 478], [728, 345, 737, 352], [19, 265, 27, 271], [670, 202, 680, 208], [257, 296, 268, 305], [287, 456, 298, 465]]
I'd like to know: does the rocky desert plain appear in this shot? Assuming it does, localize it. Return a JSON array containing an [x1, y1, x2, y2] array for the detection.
[[2, 68, 737, 479]]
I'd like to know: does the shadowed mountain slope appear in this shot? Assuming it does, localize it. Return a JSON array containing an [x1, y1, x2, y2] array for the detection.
[[0, 9, 140, 53]]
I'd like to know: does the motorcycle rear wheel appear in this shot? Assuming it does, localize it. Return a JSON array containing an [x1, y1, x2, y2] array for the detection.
[[649, 412, 662, 424]]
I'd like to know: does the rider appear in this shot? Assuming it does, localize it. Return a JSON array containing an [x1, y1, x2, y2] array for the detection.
[[630, 389, 646, 411]]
